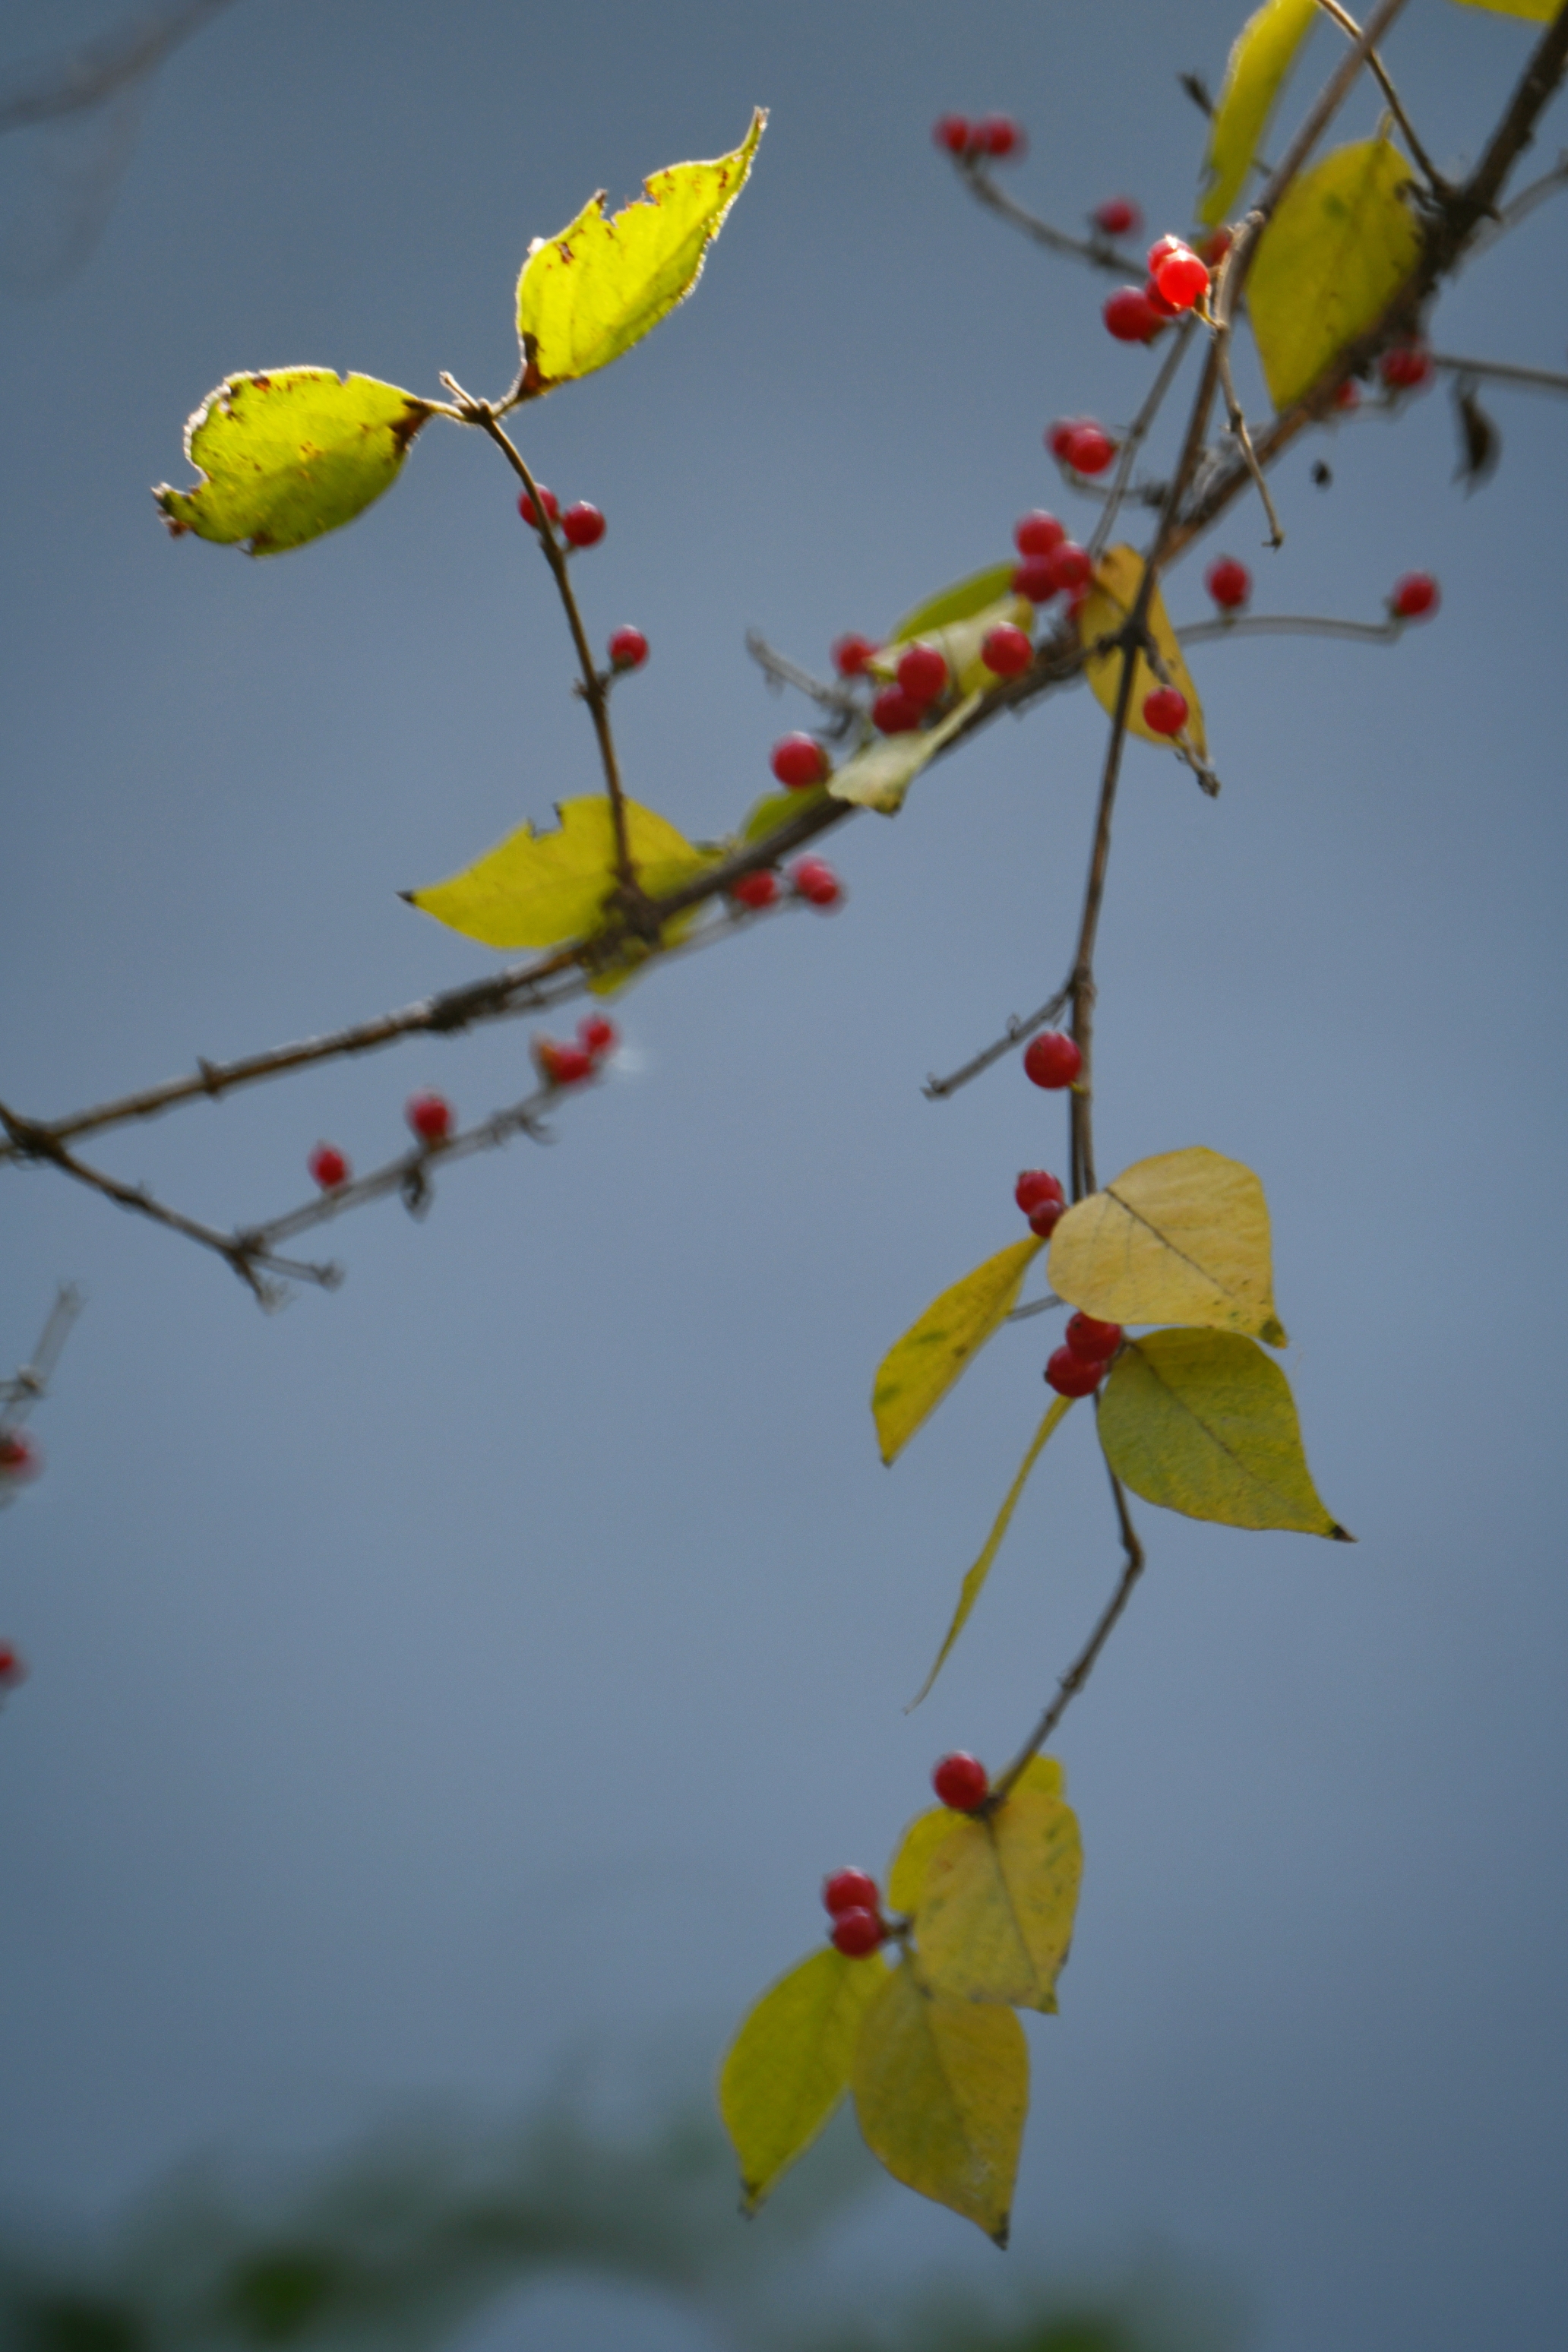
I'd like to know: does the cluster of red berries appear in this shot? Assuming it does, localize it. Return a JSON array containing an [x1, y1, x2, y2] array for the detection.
[[1016, 1167, 1066, 1238], [1023, 1029, 1083, 1090], [1103, 233, 1213, 345], [517, 485, 606, 548], [1380, 344, 1433, 394], [932, 115, 1023, 160], [1046, 1313, 1124, 1396], [0, 1642, 27, 1693], [1010, 511, 1093, 609], [1048, 417, 1117, 476], [533, 1013, 618, 1088], [0, 1430, 40, 1484], [820, 1753, 997, 1959], [730, 858, 842, 912]]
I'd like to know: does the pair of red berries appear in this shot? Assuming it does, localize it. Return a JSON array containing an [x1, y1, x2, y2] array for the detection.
[[1048, 419, 1117, 477], [1103, 235, 1212, 346], [932, 115, 1023, 160], [1012, 511, 1093, 605], [534, 1014, 618, 1089], [1016, 1167, 1066, 1238], [1023, 1029, 1083, 1090], [1046, 1313, 1124, 1396], [873, 642, 950, 736], [732, 858, 843, 912], [517, 487, 606, 548]]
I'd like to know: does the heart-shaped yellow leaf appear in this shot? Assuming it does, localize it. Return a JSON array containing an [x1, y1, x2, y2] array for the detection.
[[1250, 138, 1420, 410], [1048, 1146, 1286, 1345], [913, 1788, 1082, 2012], [852, 1964, 1027, 2244]]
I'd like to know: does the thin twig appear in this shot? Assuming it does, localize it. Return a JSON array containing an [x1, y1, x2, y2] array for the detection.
[[1427, 350, 1568, 394], [0, 1286, 85, 1427], [1312, 0, 1447, 191], [1253, 0, 1413, 223], [744, 631, 863, 718], [1177, 613, 1399, 645], [0, 0, 235, 134], [1089, 318, 1199, 561], [1210, 214, 1285, 548], [923, 985, 1073, 1100], [953, 161, 1143, 277]]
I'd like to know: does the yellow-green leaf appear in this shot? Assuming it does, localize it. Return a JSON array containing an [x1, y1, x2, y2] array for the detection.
[[153, 370, 431, 556], [1197, 0, 1320, 229], [910, 1398, 1075, 1706], [1048, 1146, 1287, 1345], [719, 1945, 890, 2213], [1099, 1328, 1351, 1538], [738, 786, 824, 846], [851, 1965, 1027, 2244], [914, 1790, 1082, 2011], [517, 110, 765, 391], [885, 563, 1019, 646], [1250, 138, 1420, 410], [1078, 546, 1208, 758], [1450, 0, 1557, 17], [887, 1759, 1065, 1916], [830, 691, 983, 815], [406, 796, 716, 951], [872, 1237, 1043, 1465]]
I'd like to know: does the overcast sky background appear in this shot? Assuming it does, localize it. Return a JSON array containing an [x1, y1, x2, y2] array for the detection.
[[2, 2, 1566, 2347]]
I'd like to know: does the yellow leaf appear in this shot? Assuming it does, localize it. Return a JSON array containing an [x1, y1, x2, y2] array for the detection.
[[885, 563, 1020, 646], [830, 692, 983, 815], [852, 1964, 1027, 2244], [1048, 1146, 1287, 1345], [517, 111, 766, 391], [739, 787, 824, 846], [1100, 1328, 1351, 1537], [406, 796, 716, 951], [1450, 0, 1557, 16], [1197, 0, 1320, 229], [719, 1945, 890, 2213], [1078, 547, 1208, 758], [1250, 138, 1420, 410], [872, 1237, 1044, 1465], [887, 1759, 1065, 1916], [914, 1790, 1082, 2012], [910, 1398, 1075, 1706]]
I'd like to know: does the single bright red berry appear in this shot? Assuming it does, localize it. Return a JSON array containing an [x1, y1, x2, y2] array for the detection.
[[1143, 686, 1189, 736], [1065, 1312, 1123, 1361], [1015, 1169, 1065, 1214], [896, 643, 949, 706], [1065, 423, 1116, 476], [831, 1906, 887, 1957], [1205, 556, 1251, 611], [1023, 1030, 1082, 1089], [981, 623, 1032, 677], [561, 501, 605, 548], [1390, 571, 1440, 621], [607, 625, 648, 672], [1092, 197, 1142, 238], [1012, 555, 1060, 604], [933, 115, 971, 155], [308, 1143, 350, 1190], [0, 1644, 27, 1690], [406, 1092, 453, 1144], [770, 732, 830, 789], [1104, 286, 1166, 344], [932, 1752, 989, 1812], [791, 857, 842, 909], [730, 869, 780, 909], [1015, 511, 1066, 557], [1154, 246, 1210, 311], [1029, 1197, 1066, 1238], [975, 115, 1023, 159], [824, 1867, 880, 1917], [872, 684, 925, 735], [578, 1014, 618, 1058], [0, 1432, 40, 1482], [1045, 542, 1092, 594], [1380, 344, 1432, 392], [517, 485, 559, 528], [1046, 1344, 1106, 1397], [832, 632, 878, 676]]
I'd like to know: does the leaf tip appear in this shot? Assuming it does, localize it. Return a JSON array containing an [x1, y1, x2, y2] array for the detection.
[[1262, 1315, 1288, 1348], [990, 2216, 1011, 2251], [1329, 1521, 1356, 1543]]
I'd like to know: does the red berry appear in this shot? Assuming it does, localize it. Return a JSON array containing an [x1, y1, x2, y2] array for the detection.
[[1065, 424, 1115, 476], [1205, 557, 1251, 611], [1143, 686, 1188, 736], [975, 115, 1023, 159], [1199, 226, 1234, 266], [824, 1867, 880, 1916], [561, 501, 605, 548], [0, 1644, 27, 1690], [1143, 274, 1183, 321], [1015, 1169, 1065, 1214], [1045, 542, 1092, 594], [406, 1091, 453, 1144], [1390, 571, 1440, 621], [832, 632, 878, 676], [535, 1038, 593, 1086], [1146, 235, 1185, 273], [730, 869, 780, 909], [831, 1906, 887, 1957], [1046, 419, 1086, 463], [607, 625, 648, 672], [932, 1752, 989, 1811], [896, 643, 949, 707], [872, 685, 925, 735], [517, 485, 559, 529], [1012, 555, 1061, 604], [1015, 511, 1066, 557], [1104, 286, 1166, 344], [1023, 1030, 1083, 1089], [1046, 1345, 1106, 1398], [1029, 1197, 1066, 1238], [770, 732, 829, 789], [933, 115, 971, 155], [578, 1014, 617, 1057], [1064, 1312, 1123, 1361], [1092, 197, 1142, 238], [1333, 378, 1361, 411], [1380, 344, 1432, 392], [0, 1432, 40, 1481], [1154, 246, 1210, 311], [308, 1143, 350, 1190], [790, 857, 842, 909], [981, 623, 1032, 677]]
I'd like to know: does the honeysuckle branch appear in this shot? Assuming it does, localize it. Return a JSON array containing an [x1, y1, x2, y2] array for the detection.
[[1089, 318, 1200, 561], [1178, 611, 1401, 645], [0, 1285, 84, 1434], [922, 985, 1075, 1101], [1428, 350, 1568, 395], [952, 160, 1144, 277], [743, 631, 863, 722], [1312, 0, 1446, 194]]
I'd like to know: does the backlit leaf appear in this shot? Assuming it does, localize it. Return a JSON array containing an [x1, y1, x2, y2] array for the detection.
[[887, 1759, 1064, 1917], [1250, 138, 1420, 409], [719, 1945, 890, 2212], [517, 110, 765, 392], [1078, 547, 1208, 757], [738, 787, 825, 846], [1048, 1146, 1287, 1345], [910, 1398, 1075, 1706], [153, 370, 431, 556], [914, 1789, 1082, 2011], [1099, 1327, 1351, 1538], [873, 593, 1037, 697], [1197, 0, 1319, 228], [852, 1965, 1026, 2244], [886, 563, 1020, 646], [406, 796, 717, 951], [1450, 0, 1557, 16], [872, 1237, 1044, 1464], [830, 692, 983, 815]]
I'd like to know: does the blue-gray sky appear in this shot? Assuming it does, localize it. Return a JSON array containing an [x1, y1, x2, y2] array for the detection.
[[2, 2, 1566, 2346]]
